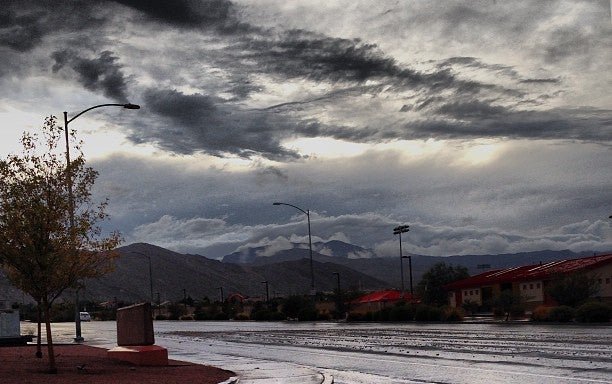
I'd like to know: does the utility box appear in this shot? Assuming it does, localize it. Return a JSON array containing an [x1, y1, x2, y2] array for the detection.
[[0, 310, 20, 339], [109, 302, 167, 366], [116, 302, 154, 346]]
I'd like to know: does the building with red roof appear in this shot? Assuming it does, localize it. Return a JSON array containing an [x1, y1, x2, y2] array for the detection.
[[350, 289, 419, 315], [445, 253, 612, 310]]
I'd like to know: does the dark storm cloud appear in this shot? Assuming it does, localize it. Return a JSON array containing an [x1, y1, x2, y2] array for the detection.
[[0, 8, 44, 52], [519, 78, 560, 84], [232, 29, 489, 95], [51, 50, 130, 102], [112, 0, 233, 26], [111, 0, 256, 34], [0, 1, 104, 52], [135, 88, 303, 160]]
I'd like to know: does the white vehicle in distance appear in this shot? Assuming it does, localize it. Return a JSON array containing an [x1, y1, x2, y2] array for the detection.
[[79, 312, 91, 322]]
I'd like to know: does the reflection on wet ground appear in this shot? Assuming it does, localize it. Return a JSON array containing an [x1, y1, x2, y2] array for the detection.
[[26, 321, 612, 384]]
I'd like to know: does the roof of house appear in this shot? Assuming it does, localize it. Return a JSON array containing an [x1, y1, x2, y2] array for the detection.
[[353, 289, 418, 304], [445, 253, 612, 291]]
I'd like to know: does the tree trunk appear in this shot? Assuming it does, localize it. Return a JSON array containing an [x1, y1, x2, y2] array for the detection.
[[42, 297, 57, 374], [36, 302, 42, 358]]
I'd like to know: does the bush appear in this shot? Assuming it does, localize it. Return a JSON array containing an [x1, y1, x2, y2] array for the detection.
[[155, 314, 168, 320], [414, 305, 443, 321], [297, 307, 318, 321], [530, 306, 551, 321], [213, 312, 229, 320], [372, 307, 392, 322], [576, 302, 611, 323], [389, 305, 415, 321], [193, 311, 211, 320], [548, 306, 575, 322], [234, 313, 250, 321], [179, 315, 194, 321], [442, 307, 464, 322], [251, 309, 284, 321]]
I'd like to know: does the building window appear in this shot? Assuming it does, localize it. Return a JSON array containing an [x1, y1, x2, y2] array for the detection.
[[476, 290, 479, 295], [536, 283, 541, 289], [606, 278, 610, 284], [464, 291, 468, 296], [523, 284, 527, 290], [529, 283, 534, 289], [598, 279, 602, 284]]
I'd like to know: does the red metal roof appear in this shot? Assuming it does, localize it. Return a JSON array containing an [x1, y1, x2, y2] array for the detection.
[[445, 253, 612, 290], [353, 289, 418, 303]]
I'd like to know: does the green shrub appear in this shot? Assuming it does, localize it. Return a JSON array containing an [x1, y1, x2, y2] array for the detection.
[[155, 314, 168, 320], [389, 305, 415, 321], [547, 306, 575, 322], [442, 307, 464, 322], [530, 306, 551, 322], [372, 307, 392, 322], [213, 312, 229, 320], [297, 307, 318, 321], [193, 311, 211, 320], [414, 305, 443, 321], [576, 302, 611, 323]]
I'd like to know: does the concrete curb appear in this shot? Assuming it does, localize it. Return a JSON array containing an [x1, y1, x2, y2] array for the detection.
[[217, 377, 239, 384], [320, 372, 334, 384]]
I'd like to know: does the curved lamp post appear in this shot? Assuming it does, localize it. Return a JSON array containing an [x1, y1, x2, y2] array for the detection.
[[131, 251, 154, 305], [65, 103, 140, 342], [273, 202, 314, 294], [261, 281, 270, 303], [393, 225, 411, 296]]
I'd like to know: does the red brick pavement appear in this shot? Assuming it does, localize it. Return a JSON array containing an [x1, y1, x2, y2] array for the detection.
[[0, 344, 235, 384]]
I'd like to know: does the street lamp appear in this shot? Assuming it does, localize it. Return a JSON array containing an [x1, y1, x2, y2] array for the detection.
[[217, 287, 224, 303], [273, 202, 314, 294], [65, 102, 140, 342], [132, 251, 154, 305], [261, 281, 269, 303], [332, 272, 340, 293], [393, 225, 412, 297]]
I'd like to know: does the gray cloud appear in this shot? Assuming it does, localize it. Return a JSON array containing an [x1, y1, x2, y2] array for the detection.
[[52, 50, 130, 102], [136, 88, 303, 160], [90, 140, 612, 258], [112, 0, 257, 34], [0, 1, 105, 52]]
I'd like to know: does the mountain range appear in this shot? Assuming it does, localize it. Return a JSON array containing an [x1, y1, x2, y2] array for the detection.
[[0, 241, 598, 305]]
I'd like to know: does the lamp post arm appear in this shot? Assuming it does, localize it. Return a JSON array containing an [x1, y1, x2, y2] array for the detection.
[[273, 202, 308, 215], [66, 103, 139, 124]]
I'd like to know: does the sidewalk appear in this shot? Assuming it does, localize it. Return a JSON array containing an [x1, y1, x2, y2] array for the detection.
[[0, 344, 235, 384]]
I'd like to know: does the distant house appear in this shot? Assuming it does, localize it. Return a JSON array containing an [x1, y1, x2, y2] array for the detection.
[[350, 289, 419, 315], [445, 253, 612, 310]]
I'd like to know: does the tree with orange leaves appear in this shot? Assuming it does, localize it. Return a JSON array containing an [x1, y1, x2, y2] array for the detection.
[[0, 116, 121, 373]]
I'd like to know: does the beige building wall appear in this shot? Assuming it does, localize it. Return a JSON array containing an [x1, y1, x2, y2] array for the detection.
[[588, 263, 612, 299], [518, 280, 544, 302], [461, 288, 482, 306]]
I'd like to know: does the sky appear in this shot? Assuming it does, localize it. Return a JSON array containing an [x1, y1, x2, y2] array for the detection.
[[1, 0, 611, 260]]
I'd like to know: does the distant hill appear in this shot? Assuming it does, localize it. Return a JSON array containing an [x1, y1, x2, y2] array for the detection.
[[51, 243, 385, 303], [222, 241, 595, 291], [0, 241, 600, 305]]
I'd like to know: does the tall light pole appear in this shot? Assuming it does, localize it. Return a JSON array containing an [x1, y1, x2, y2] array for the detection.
[[65, 102, 140, 342], [273, 202, 315, 294], [132, 251, 154, 304], [332, 271, 344, 319], [332, 272, 340, 293], [217, 286, 224, 303], [393, 225, 411, 296], [261, 281, 269, 303]]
